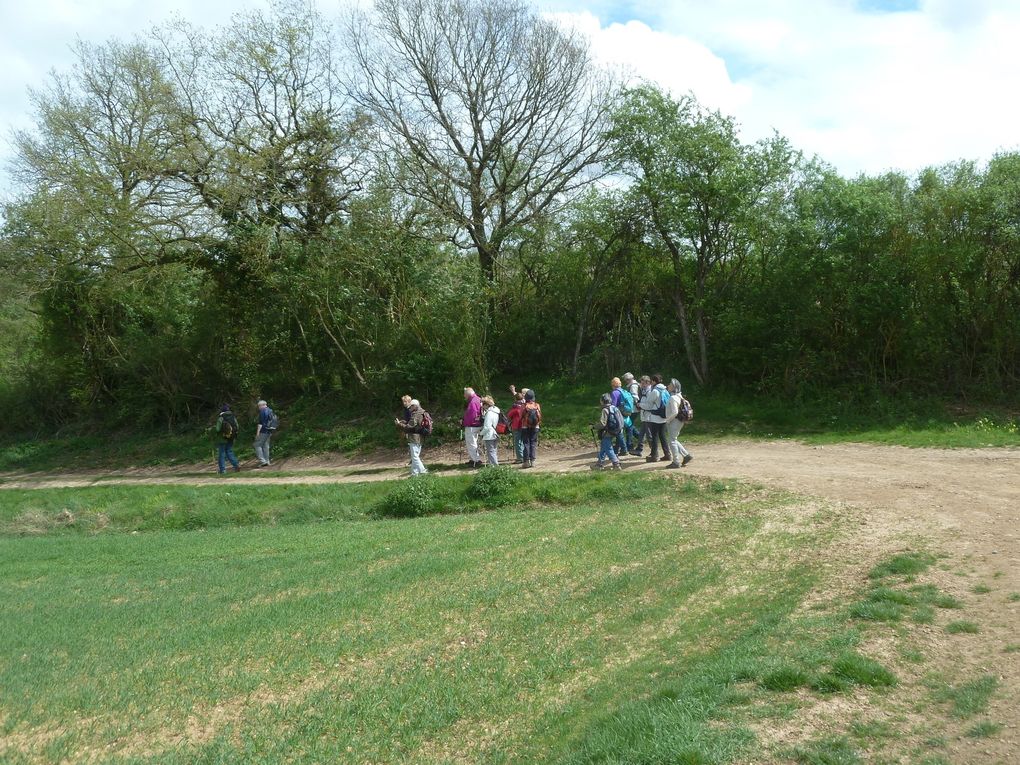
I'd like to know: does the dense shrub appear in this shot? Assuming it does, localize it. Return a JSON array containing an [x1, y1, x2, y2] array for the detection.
[[376, 475, 441, 518]]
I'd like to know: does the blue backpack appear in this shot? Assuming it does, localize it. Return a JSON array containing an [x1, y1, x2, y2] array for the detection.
[[605, 405, 622, 435], [618, 389, 635, 416], [654, 388, 670, 418]]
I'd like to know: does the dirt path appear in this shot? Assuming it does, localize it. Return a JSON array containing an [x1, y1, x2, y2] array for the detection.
[[3, 439, 1018, 759]]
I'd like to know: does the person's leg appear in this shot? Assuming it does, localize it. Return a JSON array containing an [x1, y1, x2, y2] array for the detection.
[[623, 420, 635, 454], [525, 428, 536, 466], [464, 427, 481, 463], [486, 439, 499, 465], [513, 430, 524, 462], [598, 435, 610, 465], [217, 443, 226, 473], [614, 429, 627, 455], [658, 423, 670, 461], [676, 422, 692, 464], [264, 434, 272, 465], [254, 433, 268, 465], [667, 422, 681, 466], [410, 442, 427, 475], [645, 423, 660, 460], [603, 436, 620, 466], [226, 444, 240, 471]]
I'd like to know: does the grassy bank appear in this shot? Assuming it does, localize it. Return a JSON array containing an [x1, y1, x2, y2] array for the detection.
[[0, 473, 1002, 763]]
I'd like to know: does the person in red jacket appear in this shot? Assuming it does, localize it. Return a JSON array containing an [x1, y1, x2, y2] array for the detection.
[[506, 391, 526, 463]]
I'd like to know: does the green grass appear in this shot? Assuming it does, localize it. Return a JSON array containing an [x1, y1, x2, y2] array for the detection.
[[3, 375, 1019, 473], [964, 721, 1003, 738], [931, 675, 999, 718], [0, 472, 914, 764], [868, 552, 936, 580], [944, 620, 980, 634], [791, 736, 861, 765], [970, 584, 991, 594]]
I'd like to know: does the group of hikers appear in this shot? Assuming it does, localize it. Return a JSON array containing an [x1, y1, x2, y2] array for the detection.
[[212, 373, 694, 477], [395, 373, 694, 476]]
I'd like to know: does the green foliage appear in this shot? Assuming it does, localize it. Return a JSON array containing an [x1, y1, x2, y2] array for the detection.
[[375, 474, 440, 518], [868, 552, 936, 580], [944, 620, 980, 634], [468, 465, 524, 504], [932, 674, 999, 718]]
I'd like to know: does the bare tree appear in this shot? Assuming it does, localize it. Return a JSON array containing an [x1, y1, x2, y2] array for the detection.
[[348, 0, 616, 283]]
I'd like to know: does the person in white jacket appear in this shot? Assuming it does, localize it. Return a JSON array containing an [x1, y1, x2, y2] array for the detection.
[[663, 379, 693, 468], [480, 396, 502, 466], [639, 374, 672, 463]]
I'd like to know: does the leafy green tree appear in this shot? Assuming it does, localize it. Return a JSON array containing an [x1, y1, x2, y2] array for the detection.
[[611, 85, 796, 386]]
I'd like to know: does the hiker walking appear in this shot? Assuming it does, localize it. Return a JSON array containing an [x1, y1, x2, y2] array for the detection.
[[610, 377, 636, 456], [214, 404, 240, 474], [639, 375, 671, 463], [395, 398, 429, 476], [480, 396, 502, 466], [595, 393, 624, 470], [663, 379, 694, 468], [462, 387, 484, 468], [507, 391, 526, 463], [623, 373, 642, 455], [519, 390, 542, 469], [254, 399, 278, 467]]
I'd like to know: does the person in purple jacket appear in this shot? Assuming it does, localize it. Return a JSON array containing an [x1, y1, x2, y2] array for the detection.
[[462, 387, 484, 468]]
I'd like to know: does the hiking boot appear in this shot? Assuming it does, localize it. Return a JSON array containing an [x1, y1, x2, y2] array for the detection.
[[681, 454, 694, 467], [473, 460, 484, 468], [645, 455, 658, 463], [666, 462, 681, 469], [660, 455, 671, 462], [611, 462, 623, 470], [464, 459, 475, 466], [233, 466, 241, 473]]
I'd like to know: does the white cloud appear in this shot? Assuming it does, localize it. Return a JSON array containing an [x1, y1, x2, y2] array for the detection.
[[549, 0, 1020, 176]]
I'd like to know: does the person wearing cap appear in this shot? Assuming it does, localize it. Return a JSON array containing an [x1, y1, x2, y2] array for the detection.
[[254, 399, 277, 467], [214, 404, 241, 474], [395, 398, 429, 476], [595, 393, 623, 470]]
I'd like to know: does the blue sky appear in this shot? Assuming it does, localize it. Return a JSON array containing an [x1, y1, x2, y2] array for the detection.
[[2, 0, 1019, 197]]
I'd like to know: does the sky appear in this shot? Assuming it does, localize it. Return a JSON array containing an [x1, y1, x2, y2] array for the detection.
[[1, 0, 1019, 197]]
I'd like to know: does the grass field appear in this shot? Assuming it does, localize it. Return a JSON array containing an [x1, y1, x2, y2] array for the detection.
[[0, 471, 996, 764], [1, 378, 1018, 474]]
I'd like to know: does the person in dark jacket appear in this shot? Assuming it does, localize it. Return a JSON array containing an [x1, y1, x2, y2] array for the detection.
[[214, 404, 240, 474]]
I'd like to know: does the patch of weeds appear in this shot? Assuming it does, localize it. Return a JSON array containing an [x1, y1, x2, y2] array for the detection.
[[375, 474, 441, 518], [1004, 644, 1020, 653], [970, 584, 991, 594], [933, 593, 962, 609], [849, 718, 893, 743], [849, 600, 903, 622], [866, 586, 916, 605], [964, 720, 1003, 738], [791, 736, 861, 765], [932, 674, 998, 718], [910, 585, 962, 609], [811, 673, 855, 694], [868, 552, 936, 580], [829, 652, 897, 688], [468, 465, 523, 505], [759, 665, 813, 692], [944, 620, 979, 634], [1007, 592, 1020, 602], [917, 757, 951, 765], [911, 605, 935, 624], [899, 647, 924, 663], [709, 480, 731, 493]]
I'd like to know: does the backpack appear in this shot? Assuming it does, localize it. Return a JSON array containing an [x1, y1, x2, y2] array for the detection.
[[417, 410, 433, 436], [654, 387, 669, 418], [618, 389, 635, 416], [219, 413, 238, 441], [496, 410, 511, 435], [265, 409, 279, 431], [679, 397, 694, 423], [523, 402, 542, 428], [605, 405, 622, 435]]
